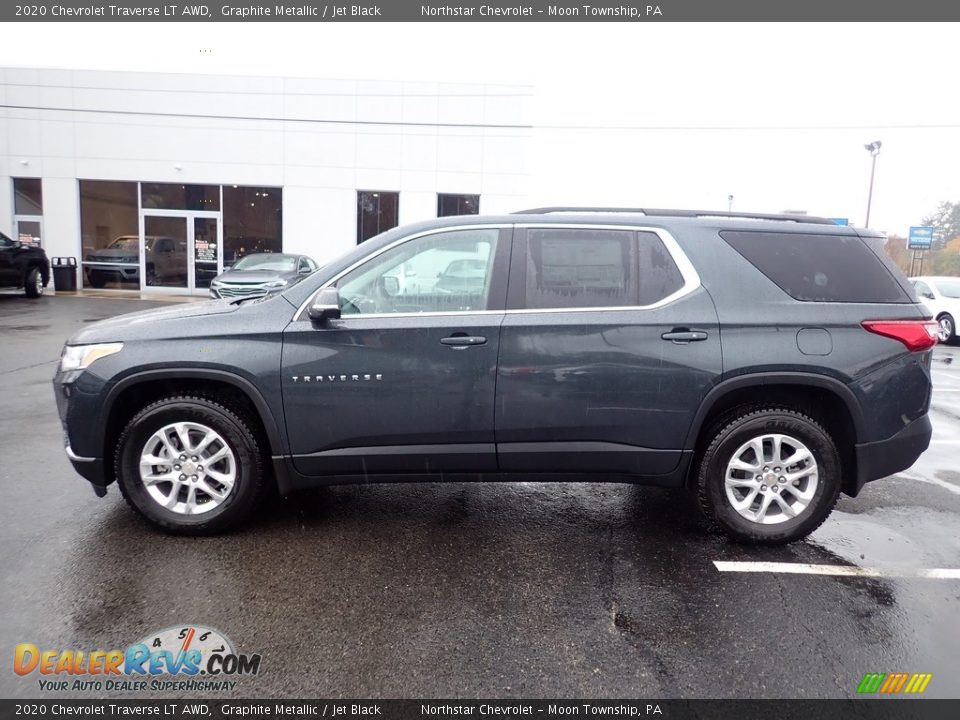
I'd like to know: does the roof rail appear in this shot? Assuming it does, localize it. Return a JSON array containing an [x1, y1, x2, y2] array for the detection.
[[511, 207, 836, 225]]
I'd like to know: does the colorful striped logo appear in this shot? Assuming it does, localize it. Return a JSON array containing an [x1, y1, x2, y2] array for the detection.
[[857, 672, 933, 694]]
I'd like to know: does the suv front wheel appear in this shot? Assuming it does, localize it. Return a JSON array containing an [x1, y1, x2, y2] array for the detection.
[[115, 395, 266, 534], [25, 267, 44, 298], [695, 407, 841, 545]]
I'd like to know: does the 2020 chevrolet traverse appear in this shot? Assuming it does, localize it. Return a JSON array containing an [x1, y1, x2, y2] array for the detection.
[[54, 209, 936, 544]]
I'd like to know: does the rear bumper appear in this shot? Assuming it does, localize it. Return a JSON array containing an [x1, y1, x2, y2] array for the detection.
[[853, 413, 932, 495]]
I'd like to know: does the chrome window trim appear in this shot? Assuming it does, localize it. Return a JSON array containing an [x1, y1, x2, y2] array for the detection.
[[294, 223, 701, 321]]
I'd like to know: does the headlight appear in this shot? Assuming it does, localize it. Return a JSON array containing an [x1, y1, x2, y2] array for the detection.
[[210, 279, 222, 287], [60, 343, 124, 372], [264, 279, 288, 289]]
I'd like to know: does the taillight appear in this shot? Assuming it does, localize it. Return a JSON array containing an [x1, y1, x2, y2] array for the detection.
[[861, 320, 939, 352]]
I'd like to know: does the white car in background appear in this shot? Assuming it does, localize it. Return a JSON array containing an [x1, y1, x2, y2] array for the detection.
[[910, 276, 960, 345]]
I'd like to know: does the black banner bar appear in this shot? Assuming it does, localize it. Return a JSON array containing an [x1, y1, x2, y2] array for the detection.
[[5, 1, 960, 22], [2, 701, 960, 720]]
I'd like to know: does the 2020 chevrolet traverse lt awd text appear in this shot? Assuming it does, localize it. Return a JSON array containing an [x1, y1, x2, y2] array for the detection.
[[53, 209, 936, 544]]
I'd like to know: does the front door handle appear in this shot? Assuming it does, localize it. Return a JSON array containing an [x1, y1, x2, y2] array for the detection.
[[661, 329, 708, 344], [440, 335, 487, 347]]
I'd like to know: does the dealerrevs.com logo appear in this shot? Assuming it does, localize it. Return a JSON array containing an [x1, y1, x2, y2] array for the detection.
[[14, 625, 261, 693]]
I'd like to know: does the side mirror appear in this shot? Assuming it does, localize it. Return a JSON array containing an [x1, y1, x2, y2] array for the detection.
[[307, 287, 342, 322], [923, 292, 935, 300]]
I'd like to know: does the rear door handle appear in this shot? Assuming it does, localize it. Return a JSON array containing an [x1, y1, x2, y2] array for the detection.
[[661, 329, 708, 343], [440, 335, 487, 347]]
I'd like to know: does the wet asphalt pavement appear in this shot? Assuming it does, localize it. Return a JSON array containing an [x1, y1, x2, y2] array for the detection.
[[1, 294, 958, 700]]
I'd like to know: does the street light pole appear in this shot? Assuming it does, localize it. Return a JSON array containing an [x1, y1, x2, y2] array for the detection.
[[864, 140, 882, 227]]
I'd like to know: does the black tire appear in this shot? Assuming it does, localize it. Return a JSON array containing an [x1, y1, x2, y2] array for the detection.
[[24, 267, 43, 298], [88, 271, 107, 289], [938, 313, 957, 346], [114, 395, 267, 535], [695, 407, 841, 545]]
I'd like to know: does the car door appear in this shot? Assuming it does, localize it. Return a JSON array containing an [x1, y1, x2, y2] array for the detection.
[[495, 225, 722, 476], [282, 225, 511, 476]]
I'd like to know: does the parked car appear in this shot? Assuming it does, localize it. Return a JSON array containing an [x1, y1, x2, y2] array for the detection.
[[84, 235, 186, 288], [209, 253, 319, 300], [909, 276, 960, 345], [54, 209, 936, 544], [0, 231, 49, 298]]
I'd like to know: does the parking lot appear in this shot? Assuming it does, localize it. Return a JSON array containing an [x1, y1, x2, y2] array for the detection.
[[1, 293, 958, 699]]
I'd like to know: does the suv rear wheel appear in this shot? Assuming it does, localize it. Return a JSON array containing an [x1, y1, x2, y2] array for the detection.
[[695, 407, 841, 545], [115, 395, 266, 534]]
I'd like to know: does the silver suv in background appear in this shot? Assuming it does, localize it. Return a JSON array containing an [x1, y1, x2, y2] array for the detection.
[[209, 253, 319, 300]]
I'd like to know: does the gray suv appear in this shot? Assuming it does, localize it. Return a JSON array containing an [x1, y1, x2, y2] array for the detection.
[[53, 209, 936, 544]]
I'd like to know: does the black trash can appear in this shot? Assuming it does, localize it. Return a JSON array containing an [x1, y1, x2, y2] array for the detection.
[[51, 257, 78, 292]]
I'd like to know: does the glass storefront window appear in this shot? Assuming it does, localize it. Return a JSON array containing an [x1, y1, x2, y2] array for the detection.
[[357, 190, 399, 244], [79, 180, 140, 289], [437, 193, 479, 217], [13, 178, 44, 248], [223, 186, 282, 266], [76, 181, 281, 291], [14, 178, 43, 215], [141, 183, 220, 211]]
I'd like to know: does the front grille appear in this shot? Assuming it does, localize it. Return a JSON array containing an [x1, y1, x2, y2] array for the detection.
[[216, 284, 267, 298]]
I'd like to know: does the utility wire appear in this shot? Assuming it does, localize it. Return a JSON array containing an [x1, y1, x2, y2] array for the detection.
[[2, 103, 959, 132]]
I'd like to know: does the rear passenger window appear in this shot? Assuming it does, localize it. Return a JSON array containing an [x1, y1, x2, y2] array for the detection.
[[522, 229, 687, 310], [720, 231, 911, 303], [638, 231, 685, 305], [525, 229, 636, 309]]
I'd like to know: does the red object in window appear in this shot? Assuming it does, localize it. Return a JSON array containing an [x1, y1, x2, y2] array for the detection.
[[861, 320, 939, 352]]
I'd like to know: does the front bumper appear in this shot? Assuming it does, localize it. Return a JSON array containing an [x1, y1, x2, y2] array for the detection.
[[65, 444, 107, 495], [54, 368, 110, 495], [853, 413, 932, 495]]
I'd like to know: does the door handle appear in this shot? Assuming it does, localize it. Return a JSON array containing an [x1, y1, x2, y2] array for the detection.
[[440, 335, 487, 347], [661, 329, 708, 344]]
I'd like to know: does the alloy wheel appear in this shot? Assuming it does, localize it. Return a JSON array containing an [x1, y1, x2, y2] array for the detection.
[[724, 433, 819, 525], [138, 422, 237, 515], [938, 316, 953, 343]]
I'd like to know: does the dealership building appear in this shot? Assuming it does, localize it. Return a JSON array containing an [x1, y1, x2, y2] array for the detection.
[[0, 67, 531, 294]]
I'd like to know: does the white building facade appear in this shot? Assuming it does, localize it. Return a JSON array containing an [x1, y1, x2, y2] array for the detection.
[[0, 67, 531, 294]]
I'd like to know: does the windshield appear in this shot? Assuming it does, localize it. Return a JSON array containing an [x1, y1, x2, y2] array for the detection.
[[109, 237, 138, 249], [232, 254, 297, 272], [935, 279, 960, 298]]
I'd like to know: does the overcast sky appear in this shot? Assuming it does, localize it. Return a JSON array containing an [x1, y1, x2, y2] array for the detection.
[[3, 22, 958, 235]]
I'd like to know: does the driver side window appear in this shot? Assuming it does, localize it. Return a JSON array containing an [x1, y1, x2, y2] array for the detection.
[[336, 229, 500, 316]]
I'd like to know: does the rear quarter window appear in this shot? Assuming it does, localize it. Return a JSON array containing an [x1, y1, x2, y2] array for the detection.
[[719, 231, 912, 303]]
